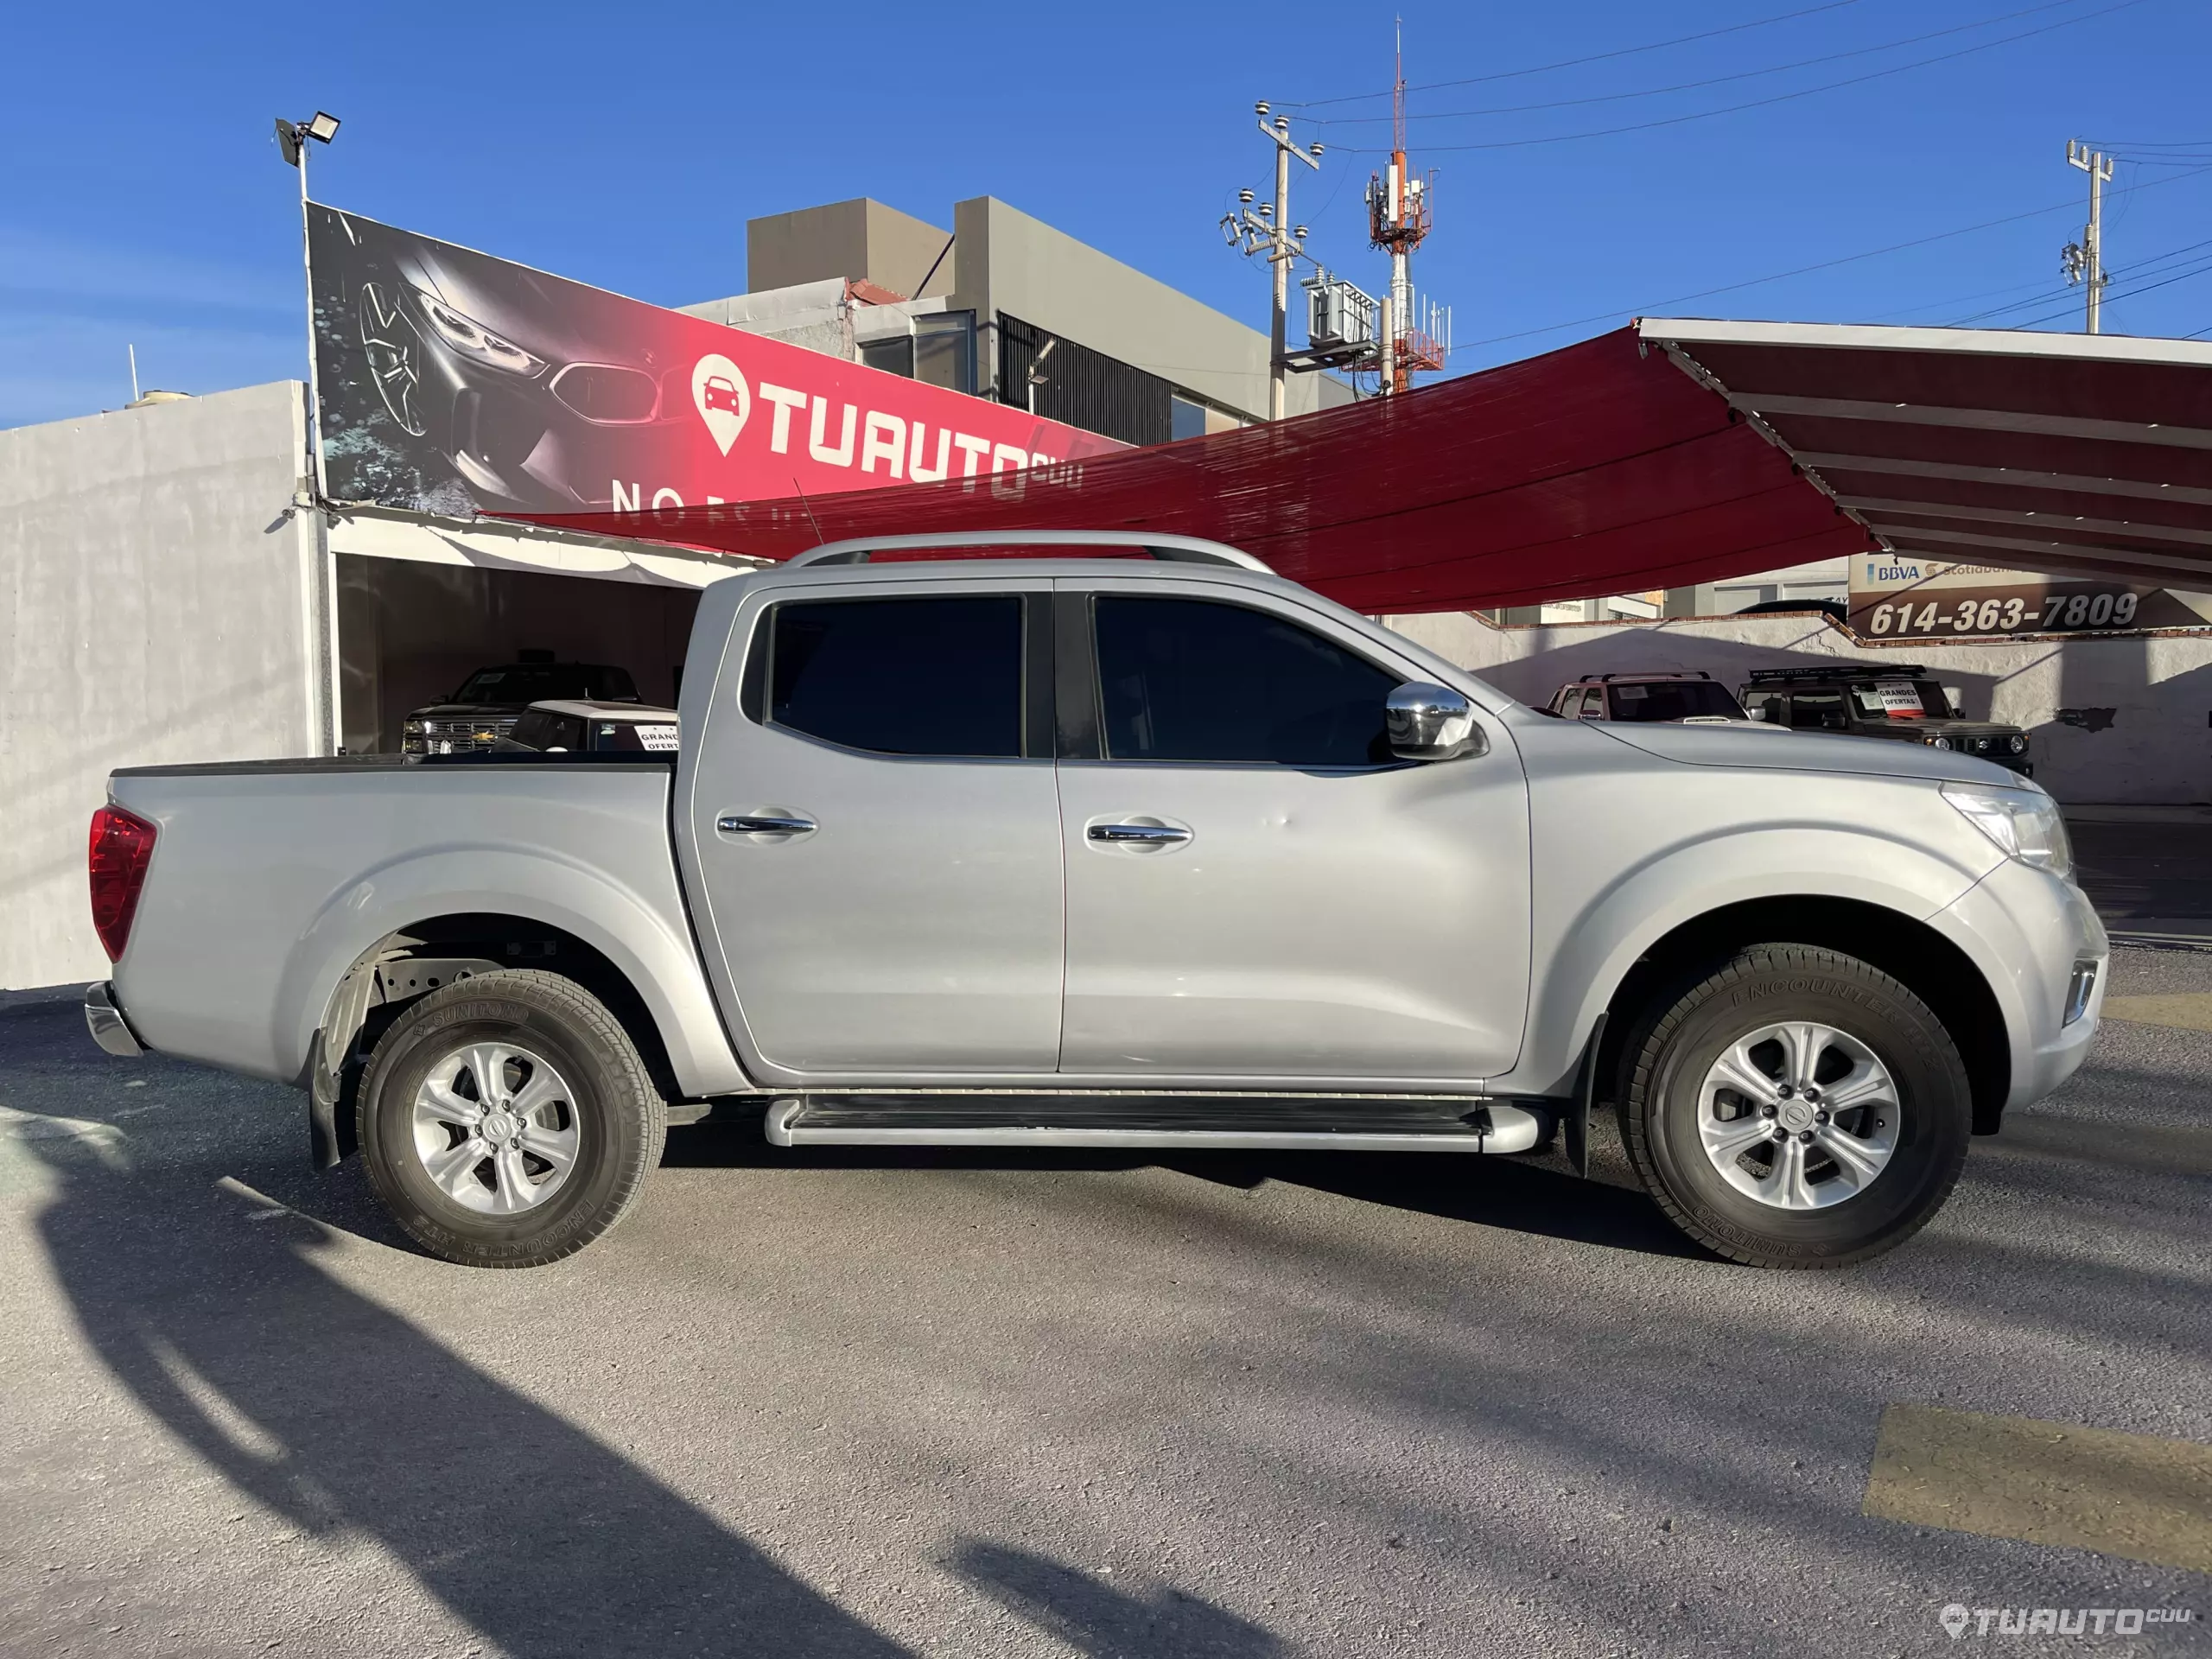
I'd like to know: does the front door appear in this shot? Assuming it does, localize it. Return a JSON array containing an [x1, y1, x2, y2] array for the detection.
[[684, 580, 1063, 1077], [1053, 583, 1531, 1084]]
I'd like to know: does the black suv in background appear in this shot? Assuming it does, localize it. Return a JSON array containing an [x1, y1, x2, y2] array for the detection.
[[1738, 664, 2033, 776], [401, 653, 642, 753]]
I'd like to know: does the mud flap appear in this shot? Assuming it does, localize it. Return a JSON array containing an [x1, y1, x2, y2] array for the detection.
[[308, 1046, 348, 1171], [1563, 1010, 1607, 1180]]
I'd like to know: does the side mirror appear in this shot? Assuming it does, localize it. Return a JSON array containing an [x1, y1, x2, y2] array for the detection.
[[1745, 703, 1767, 721], [1386, 682, 1485, 762]]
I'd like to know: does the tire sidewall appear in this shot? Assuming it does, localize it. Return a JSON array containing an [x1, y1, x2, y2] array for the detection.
[[1640, 959, 1971, 1265], [360, 987, 646, 1265]]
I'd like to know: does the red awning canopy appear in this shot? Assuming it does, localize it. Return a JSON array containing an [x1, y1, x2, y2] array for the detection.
[[1636, 319, 2212, 592], [510, 320, 2212, 612], [512, 326, 1870, 613]]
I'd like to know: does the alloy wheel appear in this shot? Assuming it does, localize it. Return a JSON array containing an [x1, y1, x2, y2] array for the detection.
[[1694, 1021, 1899, 1210], [410, 1041, 582, 1215]]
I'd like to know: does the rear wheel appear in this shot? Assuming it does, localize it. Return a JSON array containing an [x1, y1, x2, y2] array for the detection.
[[1621, 945, 1972, 1268], [357, 970, 666, 1268]]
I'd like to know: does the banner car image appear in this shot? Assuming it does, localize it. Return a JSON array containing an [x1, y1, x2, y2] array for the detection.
[[307, 206, 1117, 518]]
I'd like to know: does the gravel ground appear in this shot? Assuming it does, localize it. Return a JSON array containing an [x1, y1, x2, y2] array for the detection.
[[1, 949, 2207, 1659]]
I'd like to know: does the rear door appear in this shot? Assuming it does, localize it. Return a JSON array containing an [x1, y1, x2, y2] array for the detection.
[[683, 577, 1064, 1077], [1052, 580, 1532, 1084]]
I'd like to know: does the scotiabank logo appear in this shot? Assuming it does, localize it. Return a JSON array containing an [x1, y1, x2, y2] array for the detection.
[[691, 355, 752, 455]]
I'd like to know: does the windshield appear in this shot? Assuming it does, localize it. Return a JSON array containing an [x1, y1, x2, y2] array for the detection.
[[448, 664, 639, 704], [1847, 679, 1955, 720], [1606, 681, 1746, 721]]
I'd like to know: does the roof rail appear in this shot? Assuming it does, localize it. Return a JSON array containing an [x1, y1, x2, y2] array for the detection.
[[780, 531, 1273, 574], [1744, 664, 1928, 683], [1573, 671, 1711, 683]]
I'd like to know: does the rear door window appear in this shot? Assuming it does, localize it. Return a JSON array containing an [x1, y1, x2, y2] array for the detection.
[[766, 596, 1025, 758]]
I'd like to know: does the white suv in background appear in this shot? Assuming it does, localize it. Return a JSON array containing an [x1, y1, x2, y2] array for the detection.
[[492, 701, 680, 753], [1548, 672, 1764, 726]]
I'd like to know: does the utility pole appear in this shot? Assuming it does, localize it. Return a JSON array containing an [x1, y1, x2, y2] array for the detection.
[[2063, 138, 2113, 334], [1224, 103, 1320, 419]]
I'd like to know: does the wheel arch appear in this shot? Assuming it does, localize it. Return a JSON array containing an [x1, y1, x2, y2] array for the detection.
[[1592, 896, 2012, 1135], [279, 847, 751, 1108]]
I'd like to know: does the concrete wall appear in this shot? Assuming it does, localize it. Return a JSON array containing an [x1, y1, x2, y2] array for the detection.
[[1, 382, 325, 988], [677, 277, 851, 359], [747, 199, 956, 301], [1384, 608, 2212, 805], [948, 196, 1355, 423]]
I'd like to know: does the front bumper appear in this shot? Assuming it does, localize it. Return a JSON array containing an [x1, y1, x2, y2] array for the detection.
[[85, 982, 144, 1058], [1938, 861, 2108, 1116]]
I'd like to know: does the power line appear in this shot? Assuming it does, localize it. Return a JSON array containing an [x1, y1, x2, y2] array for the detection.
[[1454, 160, 2212, 352], [2007, 254, 2212, 328], [1287, 0, 1865, 111], [1878, 273, 2069, 323], [1332, 0, 2153, 155], [1308, 0, 2097, 127], [1948, 232, 2212, 325]]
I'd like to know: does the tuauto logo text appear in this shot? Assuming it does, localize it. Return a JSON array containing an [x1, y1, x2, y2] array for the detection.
[[609, 355, 1065, 512]]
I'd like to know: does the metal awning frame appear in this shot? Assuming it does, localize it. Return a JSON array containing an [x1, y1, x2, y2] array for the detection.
[[1637, 318, 2212, 590]]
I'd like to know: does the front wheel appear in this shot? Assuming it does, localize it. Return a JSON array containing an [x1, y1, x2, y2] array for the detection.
[[1621, 945, 1973, 1268], [357, 969, 667, 1268]]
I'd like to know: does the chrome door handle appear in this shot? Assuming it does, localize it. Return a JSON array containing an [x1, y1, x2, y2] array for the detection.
[[717, 814, 817, 836], [1087, 823, 1191, 844]]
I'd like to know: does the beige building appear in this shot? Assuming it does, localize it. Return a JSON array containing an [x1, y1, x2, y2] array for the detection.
[[683, 196, 1355, 447]]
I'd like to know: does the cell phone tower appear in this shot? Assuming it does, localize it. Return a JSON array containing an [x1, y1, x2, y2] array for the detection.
[[1366, 22, 1448, 394]]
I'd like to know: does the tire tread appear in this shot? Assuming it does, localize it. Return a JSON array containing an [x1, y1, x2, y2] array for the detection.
[[1620, 944, 1971, 1269], [356, 969, 667, 1268]]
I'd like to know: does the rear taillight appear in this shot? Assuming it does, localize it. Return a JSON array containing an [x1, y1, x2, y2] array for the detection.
[[88, 805, 158, 963]]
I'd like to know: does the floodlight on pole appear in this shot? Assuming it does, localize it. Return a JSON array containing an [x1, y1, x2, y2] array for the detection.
[[1027, 336, 1059, 416], [273, 110, 341, 512]]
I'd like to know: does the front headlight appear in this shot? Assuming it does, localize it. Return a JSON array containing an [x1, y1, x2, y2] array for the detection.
[[1942, 782, 2073, 880], [1926, 734, 1953, 751], [412, 289, 544, 375], [2009, 734, 2029, 754]]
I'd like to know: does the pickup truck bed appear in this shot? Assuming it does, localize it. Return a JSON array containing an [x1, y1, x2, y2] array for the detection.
[[106, 753, 740, 1099]]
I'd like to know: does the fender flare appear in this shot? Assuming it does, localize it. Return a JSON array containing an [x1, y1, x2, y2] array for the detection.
[[278, 844, 751, 1106], [1505, 825, 2005, 1098]]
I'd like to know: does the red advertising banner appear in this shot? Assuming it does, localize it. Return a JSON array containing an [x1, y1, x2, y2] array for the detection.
[[306, 204, 1121, 518]]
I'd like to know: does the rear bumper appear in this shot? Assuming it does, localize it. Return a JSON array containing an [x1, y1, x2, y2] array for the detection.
[[85, 982, 144, 1058]]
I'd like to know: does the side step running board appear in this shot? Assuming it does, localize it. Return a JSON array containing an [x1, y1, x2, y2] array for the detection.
[[763, 1092, 1549, 1155]]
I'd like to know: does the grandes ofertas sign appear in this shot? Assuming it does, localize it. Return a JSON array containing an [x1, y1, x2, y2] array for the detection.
[[305, 205, 1120, 518], [1849, 554, 2212, 641]]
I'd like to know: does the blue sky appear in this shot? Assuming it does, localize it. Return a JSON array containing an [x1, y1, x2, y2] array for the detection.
[[4, 0, 2208, 427]]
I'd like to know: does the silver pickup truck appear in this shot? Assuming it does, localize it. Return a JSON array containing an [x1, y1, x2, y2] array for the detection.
[[84, 532, 2107, 1271]]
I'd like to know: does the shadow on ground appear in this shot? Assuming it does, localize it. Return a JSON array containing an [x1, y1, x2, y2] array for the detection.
[[949, 1540, 1281, 1657], [19, 1113, 910, 1658], [659, 1114, 1701, 1261]]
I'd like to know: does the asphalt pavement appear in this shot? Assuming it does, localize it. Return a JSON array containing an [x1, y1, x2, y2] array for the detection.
[[2070, 809, 2212, 944], [2, 942, 2208, 1659]]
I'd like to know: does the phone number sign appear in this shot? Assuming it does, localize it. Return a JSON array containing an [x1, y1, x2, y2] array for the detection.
[[1850, 556, 2212, 639]]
